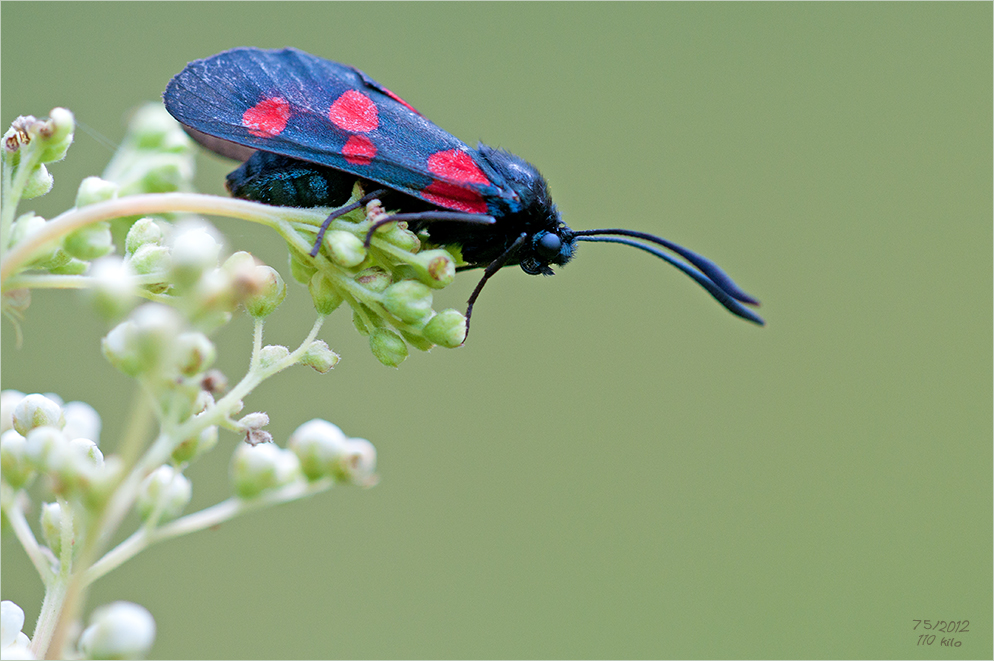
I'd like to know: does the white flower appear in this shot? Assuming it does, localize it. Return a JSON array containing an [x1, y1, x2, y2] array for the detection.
[[78, 601, 155, 660]]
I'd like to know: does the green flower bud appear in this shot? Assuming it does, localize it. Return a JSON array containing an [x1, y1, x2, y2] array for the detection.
[[88, 256, 138, 321], [101, 304, 183, 377], [401, 330, 435, 352], [308, 272, 343, 315], [75, 177, 119, 207], [289, 248, 317, 284], [352, 309, 370, 336], [78, 601, 156, 661], [1, 430, 35, 489], [336, 438, 378, 487], [288, 419, 349, 481], [125, 218, 164, 255], [23, 426, 67, 471], [37, 107, 75, 163], [169, 224, 222, 289], [48, 254, 88, 275], [22, 163, 53, 199], [230, 443, 301, 499], [422, 309, 468, 348], [128, 243, 172, 278], [13, 394, 65, 435], [173, 332, 216, 376], [1, 390, 26, 434], [243, 266, 286, 318], [137, 466, 192, 523], [299, 340, 340, 373], [382, 280, 433, 323], [40, 501, 65, 558], [369, 328, 408, 367], [48, 437, 103, 497], [136, 154, 192, 193], [65, 221, 113, 260], [10, 213, 60, 267], [171, 424, 218, 464], [81, 456, 125, 511], [323, 230, 367, 268], [258, 344, 290, 369], [377, 224, 421, 252], [129, 103, 182, 150], [221, 250, 256, 275], [354, 266, 391, 292], [410, 249, 456, 288]]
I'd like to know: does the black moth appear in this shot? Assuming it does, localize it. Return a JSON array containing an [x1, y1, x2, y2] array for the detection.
[[164, 47, 763, 334]]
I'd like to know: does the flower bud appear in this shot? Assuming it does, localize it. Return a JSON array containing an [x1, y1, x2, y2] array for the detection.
[[423, 309, 468, 348], [369, 328, 408, 367], [37, 107, 75, 163], [238, 412, 269, 430], [23, 426, 67, 471], [81, 456, 125, 511], [88, 256, 138, 320], [137, 466, 192, 523], [1, 391, 26, 434], [1, 430, 35, 489], [62, 401, 102, 444], [410, 249, 456, 288], [173, 332, 216, 376], [258, 344, 290, 370], [288, 419, 349, 481], [378, 224, 421, 252], [127, 244, 171, 280], [22, 163, 53, 199], [13, 394, 65, 435], [125, 218, 164, 255], [230, 443, 301, 498], [300, 340, 340, 373], [171, 424, 218, 464], [324, 230, 366, 267], [169, 224, 222, 288], [64, 220, 113, 261], [50, 437, 104, 496], [102, 304, 183, 377], [40, 501, 65, 558], [288, 246, 317, 284], [129, 104, 182, 150], [243, 265, 285, 317], [74, 177, 118, 208], [341, 438, 378, 486], [1, 600, 31, 657], [401, 330, 434, 352], [10, 213, 60, 268], [78, 601, 156, 660], [354, 267, 392, 292], [382, 281, 433, 323], [308, 272, 343, 315]]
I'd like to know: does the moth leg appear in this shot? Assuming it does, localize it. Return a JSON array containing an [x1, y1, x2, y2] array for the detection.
[[464, 232, 528, 338]]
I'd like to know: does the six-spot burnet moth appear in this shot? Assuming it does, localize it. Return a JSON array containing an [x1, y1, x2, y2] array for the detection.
[[163, 47, 764, 335]]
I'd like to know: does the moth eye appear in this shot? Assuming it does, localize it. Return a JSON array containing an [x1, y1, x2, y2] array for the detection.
[[534, 231, 562, 260]]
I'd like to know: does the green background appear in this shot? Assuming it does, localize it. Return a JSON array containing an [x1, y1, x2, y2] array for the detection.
[[2, 3, 991, 659]]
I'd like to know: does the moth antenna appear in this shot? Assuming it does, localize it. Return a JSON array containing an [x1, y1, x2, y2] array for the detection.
[[311, 188, 390, 257], [574, 235, 764, 326], [573, 228, 759, 306]]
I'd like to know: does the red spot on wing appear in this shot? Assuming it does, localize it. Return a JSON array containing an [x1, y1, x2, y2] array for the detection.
[[242, 97, 290, 137], [426, 150, 490, 185], [328, 90, 378, 133], [422, 181, 488, 214], [342, 135, 376, 165]]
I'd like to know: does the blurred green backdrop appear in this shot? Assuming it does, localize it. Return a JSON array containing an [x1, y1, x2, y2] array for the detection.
[[2, 3, 991, 659]]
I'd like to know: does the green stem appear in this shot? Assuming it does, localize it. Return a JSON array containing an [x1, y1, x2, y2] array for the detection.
[[84, 478, 334, 586]]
